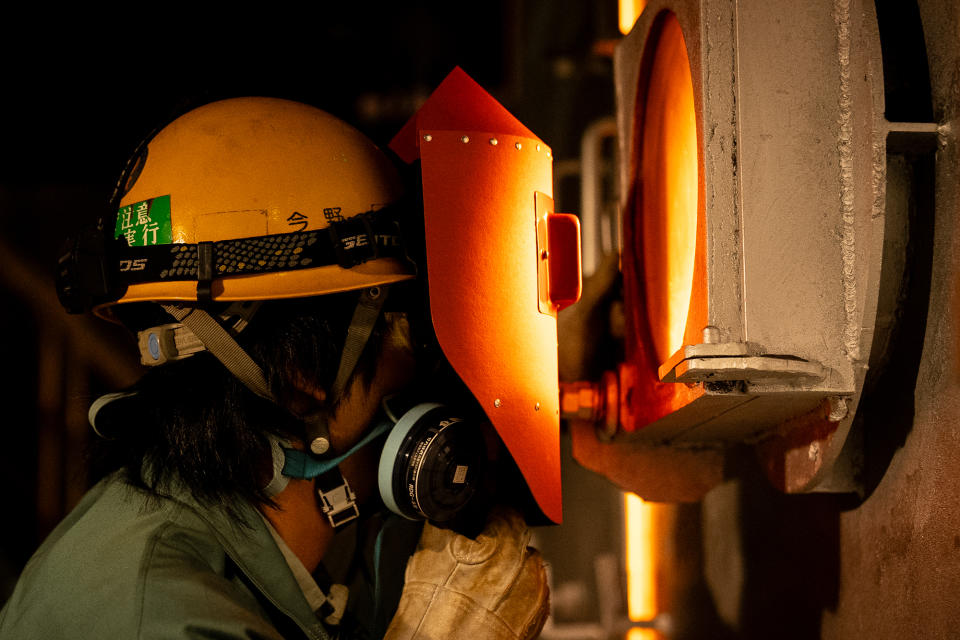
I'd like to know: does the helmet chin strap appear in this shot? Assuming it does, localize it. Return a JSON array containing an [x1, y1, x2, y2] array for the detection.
[[160, 303, 274, 401], [151, 288, 389, 530], [306, 286, 388, 455], [142, 286, 388, 411]]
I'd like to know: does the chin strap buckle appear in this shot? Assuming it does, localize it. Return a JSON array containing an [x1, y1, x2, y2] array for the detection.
[[316, 472, 360, 529]]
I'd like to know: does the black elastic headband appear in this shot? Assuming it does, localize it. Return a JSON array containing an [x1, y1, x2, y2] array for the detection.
[[57, 204, 410, 313]]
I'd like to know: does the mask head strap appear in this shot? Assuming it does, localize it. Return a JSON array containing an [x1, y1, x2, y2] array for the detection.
[[280, 421, 392, 530]]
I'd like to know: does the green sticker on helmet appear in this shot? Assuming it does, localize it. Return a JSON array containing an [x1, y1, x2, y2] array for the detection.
[[114, 195, 173, 247]]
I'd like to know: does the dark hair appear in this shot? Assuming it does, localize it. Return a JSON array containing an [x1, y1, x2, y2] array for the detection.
[[90, 290, 387, 513]]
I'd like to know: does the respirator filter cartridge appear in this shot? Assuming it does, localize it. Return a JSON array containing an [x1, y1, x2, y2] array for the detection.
[[378, 403, 486, 522]]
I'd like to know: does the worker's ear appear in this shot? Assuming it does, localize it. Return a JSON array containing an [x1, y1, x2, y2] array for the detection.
[[383, 312, 415, 355], [283, 371, 328, 417]]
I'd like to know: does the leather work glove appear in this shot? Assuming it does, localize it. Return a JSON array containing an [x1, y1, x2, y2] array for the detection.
[[383, 508, 550, 640]]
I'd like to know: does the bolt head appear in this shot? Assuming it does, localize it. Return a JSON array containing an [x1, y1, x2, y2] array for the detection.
[[702, 326, 720, 344], [310, 437, 330, 455]]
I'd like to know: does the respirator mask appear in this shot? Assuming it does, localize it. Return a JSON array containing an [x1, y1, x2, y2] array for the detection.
[[276, 393, 490, 531]]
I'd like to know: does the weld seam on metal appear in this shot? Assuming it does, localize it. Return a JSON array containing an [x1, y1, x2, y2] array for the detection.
[[730, 0, 745, 341], [871, 139, 887, 219], [835, 0, 860, 361]]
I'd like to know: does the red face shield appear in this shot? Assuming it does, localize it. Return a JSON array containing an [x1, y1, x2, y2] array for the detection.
[[390, 68, 581, 524]]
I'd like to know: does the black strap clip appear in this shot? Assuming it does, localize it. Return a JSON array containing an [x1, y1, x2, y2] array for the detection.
[[196, 241, 215, 304], [360, 212, 381, 261]]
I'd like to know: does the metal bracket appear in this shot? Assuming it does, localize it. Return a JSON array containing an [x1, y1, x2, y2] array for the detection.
[[886, 120, 942, 153], [658, 342, 827, 384]]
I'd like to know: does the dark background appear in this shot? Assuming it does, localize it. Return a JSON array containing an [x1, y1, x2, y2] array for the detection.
[[0, 5, 619, 261], [0, 0, 622, 616]]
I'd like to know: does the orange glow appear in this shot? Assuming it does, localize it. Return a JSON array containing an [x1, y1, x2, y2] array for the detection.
[[619, 0, 648, 34], [625, 492, 659, 622], [640, 14, 699, 365]]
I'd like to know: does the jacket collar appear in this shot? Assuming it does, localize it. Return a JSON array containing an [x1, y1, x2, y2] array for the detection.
[[156, 476, 332, 640]]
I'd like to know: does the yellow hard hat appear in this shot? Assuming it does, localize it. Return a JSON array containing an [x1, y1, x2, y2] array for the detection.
[[60, 97, 414, 317]]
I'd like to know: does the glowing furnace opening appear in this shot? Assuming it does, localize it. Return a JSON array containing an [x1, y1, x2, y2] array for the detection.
[[639, 12, 699, 366]]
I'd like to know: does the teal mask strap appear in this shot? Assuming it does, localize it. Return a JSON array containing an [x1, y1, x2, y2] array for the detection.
[[281, 421, 392, 480]]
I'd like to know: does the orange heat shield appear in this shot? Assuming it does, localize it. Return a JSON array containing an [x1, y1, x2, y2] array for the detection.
[[390, 68, 575, 524]]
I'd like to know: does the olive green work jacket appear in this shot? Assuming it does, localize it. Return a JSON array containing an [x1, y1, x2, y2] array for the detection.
[[0, 472, 335, 639]]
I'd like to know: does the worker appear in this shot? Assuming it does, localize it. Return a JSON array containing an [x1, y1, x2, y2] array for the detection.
[[0, 69, 578, 640]]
